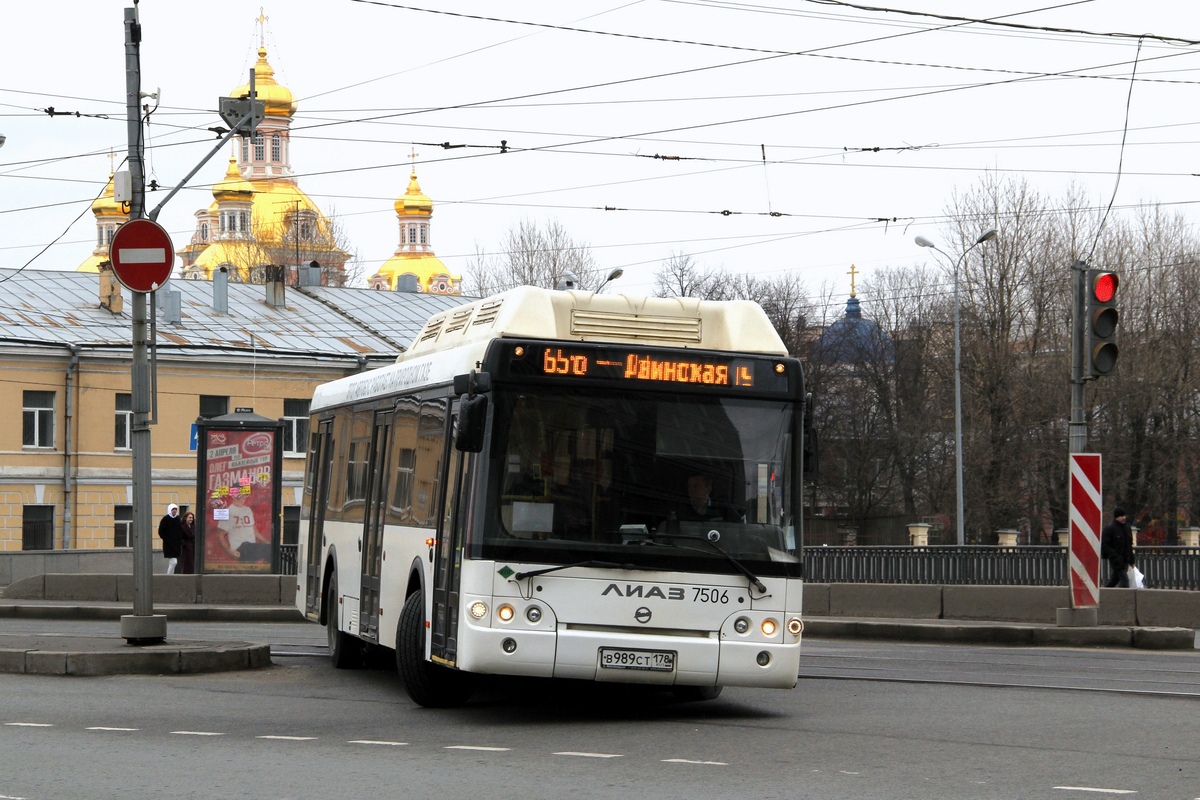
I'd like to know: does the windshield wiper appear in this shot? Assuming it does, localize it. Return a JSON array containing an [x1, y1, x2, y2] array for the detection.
[[513, 560, 657, 580], [654, 515, 768, 594]]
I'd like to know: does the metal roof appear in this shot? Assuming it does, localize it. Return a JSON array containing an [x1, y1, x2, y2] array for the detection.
[[0, 269, 473, 360]]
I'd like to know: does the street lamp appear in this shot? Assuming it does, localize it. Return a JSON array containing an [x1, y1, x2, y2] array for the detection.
[[596, 268, 624, 293], [915, 227, 999, 546]]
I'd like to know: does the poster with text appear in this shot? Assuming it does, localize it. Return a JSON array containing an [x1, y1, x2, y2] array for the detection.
[[203, 428, 276, 573]]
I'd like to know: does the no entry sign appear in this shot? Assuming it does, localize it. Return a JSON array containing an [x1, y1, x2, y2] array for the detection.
[[109, 218, 175, 293]]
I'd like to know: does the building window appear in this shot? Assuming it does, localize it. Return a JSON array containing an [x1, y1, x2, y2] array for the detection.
[[272, 133, 281, 162], [199, 395, 229, 419], [200, 222, 209, 241], [254, 133, 265, 162], [419, 224, 428, 245], [22, 505, 54, 551], [23, 390, 55, 448], [114, 505, 132, 548], [107, 225, 116, 245], [283, 399, 310, 456], [408, 225, 417, 245], [241, 137, 250, 163], [115, 393, 132, 450], [240, 211, 250, 234], [299, 221, 312, 240]]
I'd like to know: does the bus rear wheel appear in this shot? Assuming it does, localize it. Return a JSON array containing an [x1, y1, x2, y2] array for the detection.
[[326, 574, 361, 669], [397, 591, 476, 708]]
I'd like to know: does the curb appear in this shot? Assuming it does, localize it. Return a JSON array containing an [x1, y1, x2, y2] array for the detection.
[[0, 636, 273, 676], [804, 619, 1195, 650], [0, 603, 304, 623]]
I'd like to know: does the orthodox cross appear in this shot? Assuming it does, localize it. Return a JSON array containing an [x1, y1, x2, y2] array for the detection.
[[847, 263, 859, 298], [257, 8, 268, 48]]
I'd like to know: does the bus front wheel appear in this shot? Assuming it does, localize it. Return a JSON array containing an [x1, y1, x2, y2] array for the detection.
[[326, 574, 361, 669], [397, 591, 476, 708]]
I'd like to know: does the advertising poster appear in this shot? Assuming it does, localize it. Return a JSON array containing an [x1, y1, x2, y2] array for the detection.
[[202, 428, 276, 573]]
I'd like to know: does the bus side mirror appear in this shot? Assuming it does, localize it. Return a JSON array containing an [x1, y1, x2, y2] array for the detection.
[[456, 393, 488, 452], [802, 392, 819, 481]]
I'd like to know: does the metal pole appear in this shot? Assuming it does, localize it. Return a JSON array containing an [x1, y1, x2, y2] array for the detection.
[[953, 252, 965, 547], [120, 4, 166, 644], [1069, 260, 1089, 454]]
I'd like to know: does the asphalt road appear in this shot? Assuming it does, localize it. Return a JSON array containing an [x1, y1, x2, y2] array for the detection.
[[2, 620, 1198, 798]]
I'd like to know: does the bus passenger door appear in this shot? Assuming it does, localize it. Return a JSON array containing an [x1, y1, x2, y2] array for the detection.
[[359, 409, 394, 643], [304, 418, 333, 619], [431, 408, 470, 665]]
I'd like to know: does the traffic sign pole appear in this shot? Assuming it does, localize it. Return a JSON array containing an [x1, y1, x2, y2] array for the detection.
[[119, 5, 167, 645]]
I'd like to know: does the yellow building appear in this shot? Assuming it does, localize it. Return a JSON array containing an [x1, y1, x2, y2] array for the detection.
[[0, 268, 468, 558]]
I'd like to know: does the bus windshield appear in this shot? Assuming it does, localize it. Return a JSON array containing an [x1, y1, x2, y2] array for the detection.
[[477, 386, 798, 574]]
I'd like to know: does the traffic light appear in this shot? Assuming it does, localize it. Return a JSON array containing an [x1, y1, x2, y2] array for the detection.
[[1085, 268, 1119, 378]]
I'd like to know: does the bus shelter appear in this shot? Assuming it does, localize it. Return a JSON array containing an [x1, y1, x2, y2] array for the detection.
[[194, 410, 284, 574]]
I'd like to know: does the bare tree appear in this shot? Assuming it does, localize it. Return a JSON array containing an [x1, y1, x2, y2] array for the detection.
[[464, 218, 602, 296]]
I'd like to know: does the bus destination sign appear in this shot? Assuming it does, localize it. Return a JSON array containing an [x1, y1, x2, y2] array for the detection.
[[495, 343, 792, 394]]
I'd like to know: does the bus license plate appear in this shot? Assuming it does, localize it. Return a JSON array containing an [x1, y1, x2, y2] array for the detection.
[[598, 648, 676, 672]]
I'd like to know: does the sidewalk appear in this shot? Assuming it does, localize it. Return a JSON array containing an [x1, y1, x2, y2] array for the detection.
[[0, 598, 1193, 678]]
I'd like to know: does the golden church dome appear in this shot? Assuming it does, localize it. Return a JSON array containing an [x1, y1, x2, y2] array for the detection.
[[91, 173, 127, 217], [212, 157, 253, 202], [230, 47, 296, 118], [373, 252, 460, 294], [395, 172, 433, 216]]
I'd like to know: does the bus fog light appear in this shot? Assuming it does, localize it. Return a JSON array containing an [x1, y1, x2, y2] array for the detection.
[[498, 604, 515, 622], [525, 605, 543, 623], [502, 638, 517, 654], [756, 650, 771, 667], [733, 617, 750, 634], [761, 619, 778, 636], [469, 602, 489, 620], [787, 617, 803, 635]]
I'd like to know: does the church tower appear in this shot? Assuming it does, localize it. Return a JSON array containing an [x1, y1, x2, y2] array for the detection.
[[368, 168, 461, 294], [178, 23, 348, 284], [76, 171, 130, 273]]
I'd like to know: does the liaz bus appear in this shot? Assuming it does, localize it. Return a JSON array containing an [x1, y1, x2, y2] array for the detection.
[[296, 285, 809, 707]]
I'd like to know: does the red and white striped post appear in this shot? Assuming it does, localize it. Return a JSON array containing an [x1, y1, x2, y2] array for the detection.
[[1068, 454, 1102, 609]]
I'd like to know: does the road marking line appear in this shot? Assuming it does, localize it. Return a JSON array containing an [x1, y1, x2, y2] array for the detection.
[[446, 745, 511, 751], [1054, 788, 1137, 795], [662, 758, 727, 766], [170, 731, 225, 736], [349, 740, 408, 746], [4, 723, 52, 728], [555, 752, 623, 759], [0, 793, 28, 799], [257, 735, 318, 741], [87, 727, 138, 732]]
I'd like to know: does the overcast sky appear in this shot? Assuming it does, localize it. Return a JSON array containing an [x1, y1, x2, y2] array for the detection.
[[2, 1, 1197, 314]]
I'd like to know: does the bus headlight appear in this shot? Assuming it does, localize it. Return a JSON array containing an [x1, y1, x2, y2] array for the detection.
[[525, 605, 543, 623], [469, 602, 489, 620], [761, 619, 778, 637], [733, 617, 750, 634], [497, 604, 515, 622], [787, 617, 803, 635]]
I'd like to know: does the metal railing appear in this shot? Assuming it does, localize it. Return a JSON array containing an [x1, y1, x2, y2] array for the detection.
[[803, 545, 1200, 590], [279, 544, 298, 576]]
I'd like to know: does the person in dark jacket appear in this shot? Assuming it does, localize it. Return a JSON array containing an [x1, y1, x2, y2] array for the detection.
[[179, 510, 197, 575], [1100, 506, 1134, 588], [157, 503, 183, 575]]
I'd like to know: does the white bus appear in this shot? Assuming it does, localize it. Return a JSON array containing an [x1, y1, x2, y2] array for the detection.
[[296, 286, 809, 706]]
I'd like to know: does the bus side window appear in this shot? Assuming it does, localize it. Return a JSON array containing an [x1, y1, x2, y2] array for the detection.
[[387, 398, 419, 526], [414, 399, 447, 528]]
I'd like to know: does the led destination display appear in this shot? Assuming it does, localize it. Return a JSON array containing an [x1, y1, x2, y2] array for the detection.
[[494, 342, 793, 395]]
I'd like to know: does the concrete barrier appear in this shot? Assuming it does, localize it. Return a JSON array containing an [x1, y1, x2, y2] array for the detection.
[[2, 574, 289, 606], [1136, 589, 1200, 628], [1098, 588, 1137, 626], [802, 583, 830, 616], [829, 583, 942, 619], [943, 585, 1070, 623]]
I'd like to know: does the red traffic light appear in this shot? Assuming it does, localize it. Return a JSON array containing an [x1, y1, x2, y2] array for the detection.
[[1092, 271, 1118, 303]]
